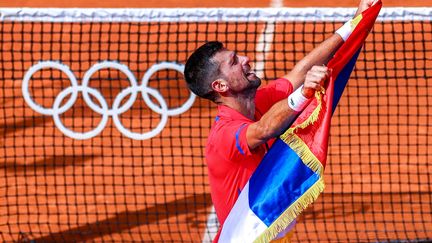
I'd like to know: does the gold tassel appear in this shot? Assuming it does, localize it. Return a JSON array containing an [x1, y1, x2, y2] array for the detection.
[[281, 87, 325, 137], [254, 177, 326, 243], [282, 133, 324, 176], [351, 14, 363, 29], [254, 88, 328, 243], [279, 87, 326, 175]]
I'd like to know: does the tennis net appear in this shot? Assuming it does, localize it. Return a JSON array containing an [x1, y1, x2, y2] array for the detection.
[[0, 7, 431, 242]]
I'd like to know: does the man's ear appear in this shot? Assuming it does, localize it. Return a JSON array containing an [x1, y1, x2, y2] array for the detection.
[[211, 79, 229, 93]]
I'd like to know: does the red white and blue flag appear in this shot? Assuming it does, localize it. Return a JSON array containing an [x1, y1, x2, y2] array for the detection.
[[219, 1, 382, 242]]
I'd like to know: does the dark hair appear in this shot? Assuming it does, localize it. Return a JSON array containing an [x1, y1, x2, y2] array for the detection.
[[184, 41, 224, 101]]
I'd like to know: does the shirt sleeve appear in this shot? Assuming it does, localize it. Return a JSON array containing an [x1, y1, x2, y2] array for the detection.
[[224, 120, 254, 158], [255, 78, 294, 114], [208, 119, 258, 165]]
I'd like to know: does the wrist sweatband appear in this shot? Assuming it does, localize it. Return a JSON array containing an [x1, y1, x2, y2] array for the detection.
[[288, 85, 311, 112], [335, 20, 353, 42]]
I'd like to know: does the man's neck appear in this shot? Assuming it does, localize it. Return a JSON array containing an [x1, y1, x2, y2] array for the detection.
[[218, 92, 256, 120]]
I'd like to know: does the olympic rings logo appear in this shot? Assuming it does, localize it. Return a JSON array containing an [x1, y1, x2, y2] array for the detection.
[[22, 61, 196, 140]]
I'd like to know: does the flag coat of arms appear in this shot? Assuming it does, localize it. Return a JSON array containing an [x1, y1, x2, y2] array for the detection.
[[219, 2, 382, 242]]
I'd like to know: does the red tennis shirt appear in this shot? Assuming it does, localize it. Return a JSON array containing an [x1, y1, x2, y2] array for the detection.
[[206, 78, 294, 228]]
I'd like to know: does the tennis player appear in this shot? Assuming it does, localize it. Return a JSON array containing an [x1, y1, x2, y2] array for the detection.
[[184, 0, 376, 241]]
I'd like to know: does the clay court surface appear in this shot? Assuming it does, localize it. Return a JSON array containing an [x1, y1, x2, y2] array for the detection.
[[1, 0, 431, 242]]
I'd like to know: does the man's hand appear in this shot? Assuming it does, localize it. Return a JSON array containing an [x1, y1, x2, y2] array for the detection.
[[301, 65, 330, 99], [355, 0, 377, 17], [247, 64, 329, 150]]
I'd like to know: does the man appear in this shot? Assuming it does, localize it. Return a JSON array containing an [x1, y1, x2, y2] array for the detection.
[[184, 1, 375, 241]]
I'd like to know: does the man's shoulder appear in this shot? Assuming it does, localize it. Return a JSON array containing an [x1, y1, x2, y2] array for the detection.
[[207, 116, 249, 141], [206, 110, 253, 156]]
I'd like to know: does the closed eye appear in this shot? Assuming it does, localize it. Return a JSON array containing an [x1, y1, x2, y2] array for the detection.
[[230, 52, 238, 66], [232, 57, 237, 65]]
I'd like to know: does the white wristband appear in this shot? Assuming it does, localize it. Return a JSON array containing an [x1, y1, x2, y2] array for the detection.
[[288, 86, 311, 112], [335, 20, 353, 42]]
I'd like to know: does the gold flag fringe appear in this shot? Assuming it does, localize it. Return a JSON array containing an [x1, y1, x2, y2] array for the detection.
[[253, 14, 365, 243], [254, 177, 325, 243], [282, 87, 325, 136], [283, 133, 324, 176], [280, 87, 325, 135], [351, 14, 363, 29], [280, 87, 326, 176], [254, 87, 329, 242]]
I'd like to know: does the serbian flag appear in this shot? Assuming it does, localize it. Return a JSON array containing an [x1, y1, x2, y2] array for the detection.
[[218, 2, 382, 242]]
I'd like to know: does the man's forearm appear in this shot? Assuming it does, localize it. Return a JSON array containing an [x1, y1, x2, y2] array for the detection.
[[284, 34, 343, 90], [246, 98, 298, 150], [285, 0, 374, 90], [247, 65, 329, 151]]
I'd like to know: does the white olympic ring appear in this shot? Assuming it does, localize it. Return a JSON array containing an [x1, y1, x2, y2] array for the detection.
[[22, 60, 196, 140]]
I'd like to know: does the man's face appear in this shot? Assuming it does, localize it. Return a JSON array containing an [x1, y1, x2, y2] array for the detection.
[[213, 49, 261, 94]]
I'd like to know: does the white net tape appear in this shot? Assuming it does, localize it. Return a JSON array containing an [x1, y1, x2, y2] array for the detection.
[[0, 7, 431, 22]]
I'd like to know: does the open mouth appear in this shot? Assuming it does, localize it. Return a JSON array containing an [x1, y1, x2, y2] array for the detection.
[[244, 64, 256, 79], [246, 72, 255, 78]]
